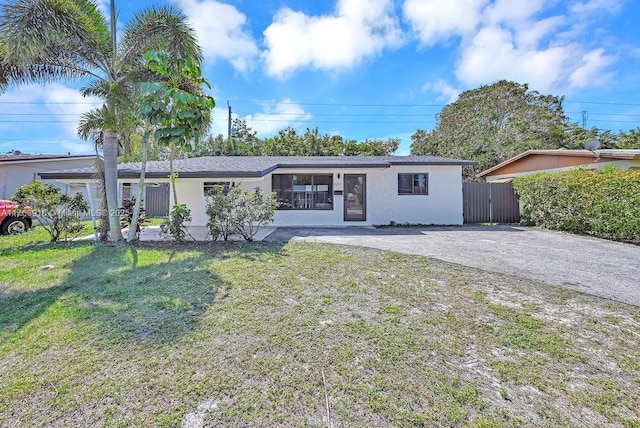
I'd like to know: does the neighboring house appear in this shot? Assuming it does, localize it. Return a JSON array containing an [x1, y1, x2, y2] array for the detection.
[[40, 155, 477, 226], [477, 149, 640, 182], [0, 153, 99, 199]]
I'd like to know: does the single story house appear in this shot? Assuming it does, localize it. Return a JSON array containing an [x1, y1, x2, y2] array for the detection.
[[0, 153, 99, 199], [477, 149, 640, 182], [40, 155, 477, 226]]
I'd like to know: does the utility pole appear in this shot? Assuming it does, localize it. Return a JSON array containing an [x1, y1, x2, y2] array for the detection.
[[227, 101, 232, 143]]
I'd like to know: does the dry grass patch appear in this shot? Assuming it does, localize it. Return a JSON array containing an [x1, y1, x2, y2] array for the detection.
[[0, 235, 638, 427]]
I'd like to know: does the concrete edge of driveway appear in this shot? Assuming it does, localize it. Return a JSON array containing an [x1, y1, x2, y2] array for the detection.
[[264, 225, 640, 307]]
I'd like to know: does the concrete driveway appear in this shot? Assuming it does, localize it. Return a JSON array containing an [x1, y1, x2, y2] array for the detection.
[[265, 226, 640, 307]]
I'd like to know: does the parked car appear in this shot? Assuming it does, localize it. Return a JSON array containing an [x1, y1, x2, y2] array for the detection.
[[0, 200, 32, 235]]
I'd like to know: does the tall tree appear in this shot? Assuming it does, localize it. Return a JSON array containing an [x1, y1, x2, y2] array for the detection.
[[345, 138, 400, 156], [618, 127, 640, 149], [190, 120, 259, 157], [139, 50, 214, 207], [0, 0, 201, 241], [191, 134, 257, 157], [562, 123, 618, 149], [411, 80, 567, 180]]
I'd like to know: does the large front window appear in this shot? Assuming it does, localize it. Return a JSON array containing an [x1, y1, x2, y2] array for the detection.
[[272, 174, 333, 210]]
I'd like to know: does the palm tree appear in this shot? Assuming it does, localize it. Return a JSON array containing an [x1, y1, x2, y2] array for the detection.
[[0, 0, 202, 241]]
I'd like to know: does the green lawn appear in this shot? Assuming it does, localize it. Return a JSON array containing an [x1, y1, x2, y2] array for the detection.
[[1, 227, 639, 427]]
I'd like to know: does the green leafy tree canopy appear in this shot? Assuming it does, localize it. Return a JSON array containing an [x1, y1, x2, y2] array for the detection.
[[411, 80, 568, 180]]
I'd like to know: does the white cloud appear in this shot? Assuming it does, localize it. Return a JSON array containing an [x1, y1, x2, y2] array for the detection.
[[263, 0, 403, 78], [570, 0, 623, 17], [415, 0, 620, 93], [403, 0, 487, 46], [0, 83, 101, 153], [456, 26, 572, 92], [484, 0, 546, 26], [422, 79, 461, 104], [173, 0, 259, 72], [569, 48, 616, 88], [242, 99, 312, 135], [58, 141, 95, 154], [208, 103, 232, 137], [514, 15, 565, 47], [42, 84, 102, 136], [96, 0, 109, 17]]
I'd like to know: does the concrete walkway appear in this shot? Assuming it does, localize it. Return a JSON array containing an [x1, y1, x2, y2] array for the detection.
[[80, 225, 277, 242], [135, 225, 277, 242], [264, 226, 640, 307]]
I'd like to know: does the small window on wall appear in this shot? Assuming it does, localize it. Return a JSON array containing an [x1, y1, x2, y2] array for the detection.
[[204, 182, 232, 196], [122, 183, 132, 199], [398, 173, 428, 195]]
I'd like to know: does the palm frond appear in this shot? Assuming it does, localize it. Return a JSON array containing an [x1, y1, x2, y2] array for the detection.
[[0, 50, 92, 91], [78, 104, 142, 147], [118, 5, 202, 72], [0, 0, 112, 85], [78, 105, 115, 141]]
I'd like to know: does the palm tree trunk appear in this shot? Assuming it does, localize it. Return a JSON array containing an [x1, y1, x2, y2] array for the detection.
[[92, 148, 109, 240], [127, 132, 149, 243], [103, 129, 124, 241]]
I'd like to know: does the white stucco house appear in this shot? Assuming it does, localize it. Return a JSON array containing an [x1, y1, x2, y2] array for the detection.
[[0, 153, 99, 199], [40, 155, 477, 226]]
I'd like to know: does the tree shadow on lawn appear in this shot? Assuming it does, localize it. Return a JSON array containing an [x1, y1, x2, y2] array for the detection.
[[0, 241, 286, 346]]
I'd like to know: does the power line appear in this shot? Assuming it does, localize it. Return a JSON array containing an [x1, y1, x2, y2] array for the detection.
[[0, 101, 101, 105], [1, 110, 639, 119], [0, 112, 442, 118], [0, 119, 439, 124], [0, 113, 85, 116], [565, 100, 640, 107], [1, 98, 639, 107], [228, 99, 445, 107]]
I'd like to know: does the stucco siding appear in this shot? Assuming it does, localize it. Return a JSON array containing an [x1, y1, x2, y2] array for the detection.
[[0, 158, 97, 199], [369, 165, 463, 225], [170, 165, 464, 227]]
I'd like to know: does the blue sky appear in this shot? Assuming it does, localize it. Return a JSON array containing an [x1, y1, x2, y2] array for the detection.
[[1, 0, 639, 156]]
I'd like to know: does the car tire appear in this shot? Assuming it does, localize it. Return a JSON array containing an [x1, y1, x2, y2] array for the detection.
[[1, 217, 28, 235]]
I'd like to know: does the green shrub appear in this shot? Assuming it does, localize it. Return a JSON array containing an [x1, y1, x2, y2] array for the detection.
[[12, 180, 90, 242], [164, 203, 191, 241], [119, 196, 149, 241], [512, 168, 640, 242], [206, 186, 276, 241]]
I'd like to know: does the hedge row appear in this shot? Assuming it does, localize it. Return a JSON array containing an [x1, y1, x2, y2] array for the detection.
[[512, 167, 640, 242]]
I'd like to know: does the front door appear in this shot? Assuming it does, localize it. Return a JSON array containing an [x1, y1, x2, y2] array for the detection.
[[343, 174, 366, 221]]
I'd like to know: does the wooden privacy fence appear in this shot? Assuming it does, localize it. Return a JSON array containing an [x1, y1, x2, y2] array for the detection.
[[463, 182, 520, 224]]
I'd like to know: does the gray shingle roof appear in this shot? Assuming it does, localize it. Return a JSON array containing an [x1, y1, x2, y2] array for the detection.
[[0, 154, 96, 163], [39, 155, 477, 180]]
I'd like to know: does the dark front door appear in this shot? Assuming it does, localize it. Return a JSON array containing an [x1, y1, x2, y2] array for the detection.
[[343, 174, 366, 221]]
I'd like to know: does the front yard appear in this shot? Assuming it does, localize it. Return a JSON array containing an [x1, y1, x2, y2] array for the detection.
[[1, 228, 639, 427]]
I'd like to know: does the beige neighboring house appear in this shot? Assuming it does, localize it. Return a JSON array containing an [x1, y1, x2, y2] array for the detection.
[[0, 153, 99, 199], [477, 149, 640, 182]]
